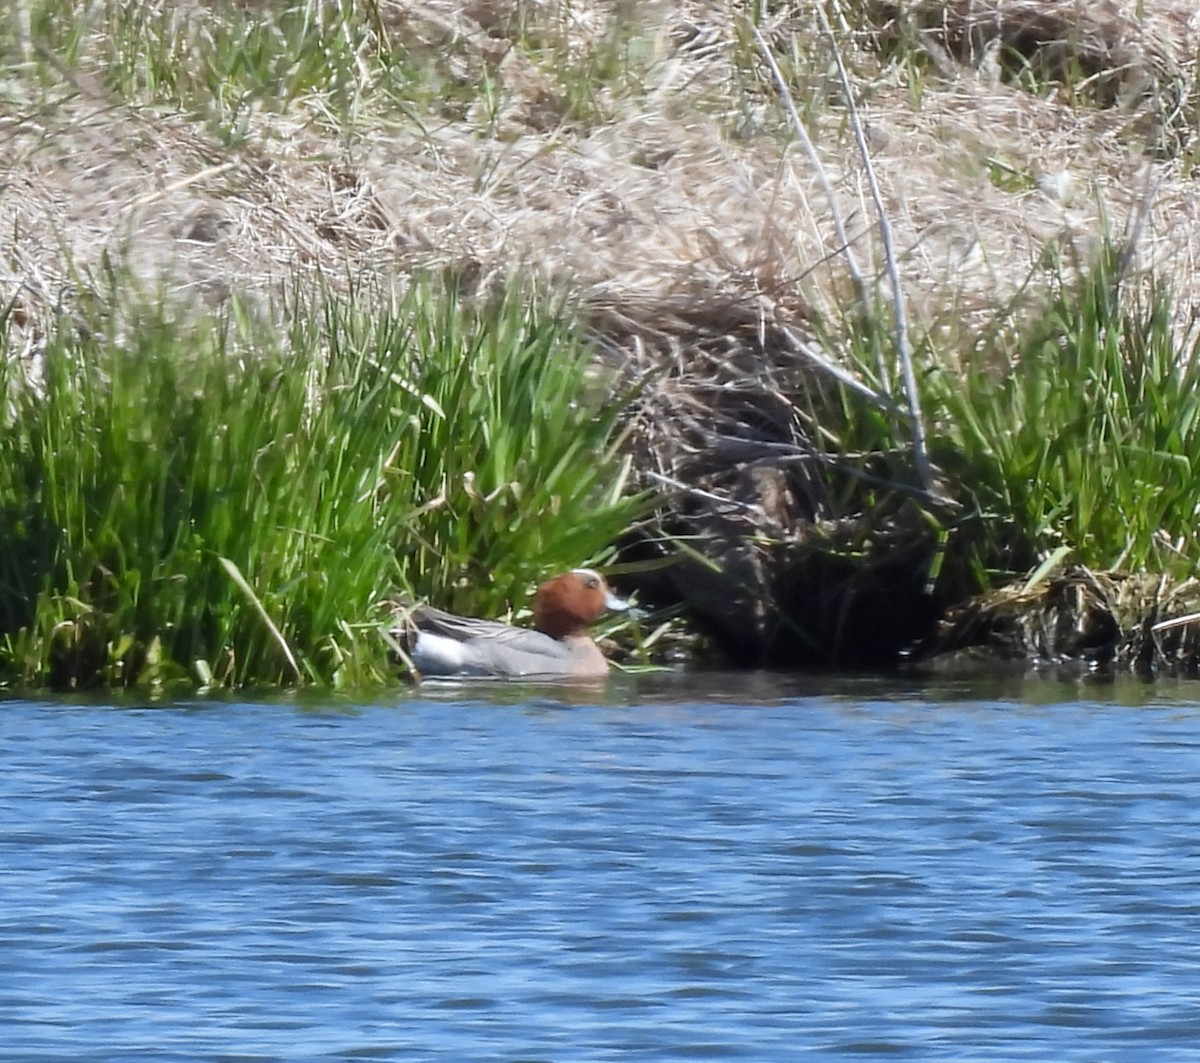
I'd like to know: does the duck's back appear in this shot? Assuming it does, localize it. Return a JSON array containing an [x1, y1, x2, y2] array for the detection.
[[408, 605, 588, 678]]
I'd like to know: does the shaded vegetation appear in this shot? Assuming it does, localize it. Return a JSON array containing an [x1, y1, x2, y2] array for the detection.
[[615, 236, 1200, 670]]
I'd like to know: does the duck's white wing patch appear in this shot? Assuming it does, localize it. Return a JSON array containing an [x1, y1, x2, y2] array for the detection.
[[410, 631, 468, 674]]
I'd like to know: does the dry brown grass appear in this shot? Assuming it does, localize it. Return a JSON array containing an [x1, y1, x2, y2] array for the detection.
[[929, 564, 1200, 675], [5, 2, 1195, 325]]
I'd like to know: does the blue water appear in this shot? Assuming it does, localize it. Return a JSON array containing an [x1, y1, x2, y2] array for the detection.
[[3, 672, 1200, 1060]]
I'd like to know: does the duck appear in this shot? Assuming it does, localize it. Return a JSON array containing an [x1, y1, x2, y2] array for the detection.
[[400, 568, 630, 679]]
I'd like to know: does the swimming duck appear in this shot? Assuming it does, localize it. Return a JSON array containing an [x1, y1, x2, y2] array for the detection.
[[401, 568, 630, 679]]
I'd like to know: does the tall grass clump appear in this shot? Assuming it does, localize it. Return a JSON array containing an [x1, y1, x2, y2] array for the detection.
[[926, 246, 1200, 583], [0, 277, 640, 691], [792, 240, 1200, 623], [4, 0, 470, 138]]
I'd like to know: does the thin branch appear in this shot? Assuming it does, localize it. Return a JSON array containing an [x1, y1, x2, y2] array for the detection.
[[642, 470, 765, 514], [776, 323, 902, 415], [749, 20, 870, 316], [1116, 169, 1159, 285], [816, 4, 934, 494]]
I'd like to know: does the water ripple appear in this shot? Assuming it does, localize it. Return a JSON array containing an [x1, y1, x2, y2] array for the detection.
[[2, 677, 1200, 1059]]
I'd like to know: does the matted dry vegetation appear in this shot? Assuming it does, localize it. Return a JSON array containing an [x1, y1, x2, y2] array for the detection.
[[3, 0, 1200, 669], [928, 564, 1200, 675]]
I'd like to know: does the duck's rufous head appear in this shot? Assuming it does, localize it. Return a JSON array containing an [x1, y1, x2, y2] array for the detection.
[[533, 568, 629, 639]]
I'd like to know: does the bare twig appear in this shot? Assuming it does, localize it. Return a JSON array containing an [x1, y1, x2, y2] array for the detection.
[[643, 469, 766, 514], [776, 323, 901, 415], [816, 4, 934, 495], [127, 163, 237, 211], [1116, 169, 1160, 285], [748, 21, 871, 318]]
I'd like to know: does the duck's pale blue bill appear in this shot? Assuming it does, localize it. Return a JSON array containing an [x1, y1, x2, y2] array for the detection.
[[605, 591, 631, 612]]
